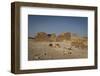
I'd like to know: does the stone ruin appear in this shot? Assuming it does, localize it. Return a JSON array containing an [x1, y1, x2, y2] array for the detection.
[[56, 32, 71, 41], [34, 32, 49, 42], [32, 32, 87, 48], [33, 32, 71, 42]]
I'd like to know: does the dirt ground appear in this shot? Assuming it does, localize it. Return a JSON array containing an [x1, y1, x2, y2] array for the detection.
[[28, 39, 88, 60]]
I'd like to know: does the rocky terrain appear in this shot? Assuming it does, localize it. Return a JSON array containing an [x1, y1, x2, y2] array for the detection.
[[28, 38, 88, 60]]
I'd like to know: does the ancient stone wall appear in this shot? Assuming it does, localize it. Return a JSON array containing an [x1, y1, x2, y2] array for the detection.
[[35, 32, 49, 42], [56, 32, 71, 41]]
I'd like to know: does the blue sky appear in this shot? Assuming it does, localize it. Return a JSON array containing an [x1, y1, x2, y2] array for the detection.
[[28, 15, 88, 37]]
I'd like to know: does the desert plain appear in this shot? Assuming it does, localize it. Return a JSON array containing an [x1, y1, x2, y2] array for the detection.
[[28, 32, 88, 60]]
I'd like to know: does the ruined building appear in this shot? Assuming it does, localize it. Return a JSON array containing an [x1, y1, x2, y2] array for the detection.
[[34, 32, 72, 42], [56, 32, 71, 41], [34, 32, 49, 42]]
